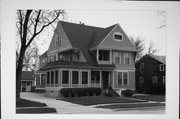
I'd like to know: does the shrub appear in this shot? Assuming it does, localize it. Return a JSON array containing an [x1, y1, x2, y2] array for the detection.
[[60, 88, 102, 97], [121, 89, 135, 97]]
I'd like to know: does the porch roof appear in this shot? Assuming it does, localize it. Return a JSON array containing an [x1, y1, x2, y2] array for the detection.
[[43, 60, 115, 70]]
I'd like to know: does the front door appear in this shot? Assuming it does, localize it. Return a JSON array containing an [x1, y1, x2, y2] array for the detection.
[[102, 71, 109, 89], [26, 82, 31, 92]]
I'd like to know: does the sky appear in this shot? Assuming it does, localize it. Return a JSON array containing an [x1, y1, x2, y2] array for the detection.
[[37, 9, 166, 56]]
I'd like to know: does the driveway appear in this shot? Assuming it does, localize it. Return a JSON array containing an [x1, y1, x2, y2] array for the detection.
[[20, 92, 165, 114]]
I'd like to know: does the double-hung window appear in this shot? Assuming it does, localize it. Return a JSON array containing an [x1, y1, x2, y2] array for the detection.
[[114, 52, 121, 64], [117, 71, 128, 85], [124, 53, 131, 65]]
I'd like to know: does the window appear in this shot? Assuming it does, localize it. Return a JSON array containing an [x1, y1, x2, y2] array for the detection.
[[91, 71, 100, 84], [62, 71, 69, 84], [160, 64, 164, 71], [54, 54, 56, 61], [114, 52, 121, 64], [124, 53, 130, 65], [51, 71, 54, 84], [117, 71, 128, 85], [163, 76, 165, 84], [26, 82, 30, 86], [114, 32, 123, 41], [72, 71, 79, 84], [47, 72, 50, 84], [55, 70, 58, 84], [58, 53, 63, 60], [139, 77, 144, 83], [82, 72, 88, 84], [98, 50, 110, 61], [123, 72, 128, 85], [140, 63, 144, 73], [118, 72, 122, 85], [152, 76, 158, 85]]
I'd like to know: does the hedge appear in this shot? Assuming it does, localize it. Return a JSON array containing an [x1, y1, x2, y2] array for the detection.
[[60, 88, 102, 97], [121, 89, 135, 97]]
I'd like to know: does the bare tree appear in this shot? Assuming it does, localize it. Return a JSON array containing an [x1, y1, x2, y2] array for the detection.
[[156, 10, 166, 29], [16, 10, 65, 101], [130, 36, 145, 61], [147, 41, 159, 54]]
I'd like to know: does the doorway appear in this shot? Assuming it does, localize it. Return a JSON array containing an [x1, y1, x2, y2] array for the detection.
[[102, 71, 109, 89]]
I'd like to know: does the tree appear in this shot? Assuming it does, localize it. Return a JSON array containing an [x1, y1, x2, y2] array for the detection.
[[16, 10, 65, 101], [130, 36, 145, 61], [147, 41, 159, 54]]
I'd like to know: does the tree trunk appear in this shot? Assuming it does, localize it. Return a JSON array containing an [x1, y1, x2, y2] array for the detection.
[[16, 48, 25, 101]]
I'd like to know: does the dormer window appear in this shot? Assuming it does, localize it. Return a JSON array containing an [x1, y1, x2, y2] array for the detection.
[[114, 32, 123, 41], [160, 64, 164, 71]]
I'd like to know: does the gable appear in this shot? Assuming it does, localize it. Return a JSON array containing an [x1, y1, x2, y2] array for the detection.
[[47, 22, 72, 55], [98, 24, 137, 52]]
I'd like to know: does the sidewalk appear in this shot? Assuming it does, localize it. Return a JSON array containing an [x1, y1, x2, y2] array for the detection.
[[20, 92, 165, 114]]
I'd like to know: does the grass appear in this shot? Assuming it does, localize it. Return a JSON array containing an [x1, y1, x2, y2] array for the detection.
[[58, 96, 147, 106], [96, 103, 165, 109], [16, 99, 57, 113], [131, 95, 165, 102], [16, 99, 46, 107], [16, 107, 56, 114]]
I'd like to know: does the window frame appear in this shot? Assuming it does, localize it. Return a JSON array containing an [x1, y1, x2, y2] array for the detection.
[[72, 71, 79, 84], [139, 77, 144, 83], [152, 76, 158, 85], [124, 52, 131, 65], [62, 70, 69, 84], [117, 71, 129, 85], [160, 64, 165, 71], [82, 71, 88, 84], [113, 32, 123, 41], [114, 51, 121, 64], [98, 50, 110, 61]]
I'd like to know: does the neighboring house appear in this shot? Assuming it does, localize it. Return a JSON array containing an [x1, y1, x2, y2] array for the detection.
[[135, 54, 166, 94], [37, 21, 137, 97], [21, 71, 35, 92]]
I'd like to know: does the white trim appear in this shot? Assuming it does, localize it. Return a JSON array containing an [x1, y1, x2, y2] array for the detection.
[[124, 52, 131, 65], [160, 64, 165, 71], [117, 70, 129, 86], [112, 71, 114, 89], [39, 74, 42, 86], [115, 69, 135, 72], [163, 76, 165, 84], [100, 71, 102, 88], [113, 32, 123, 41], [139, 77, 144, 83], [97, 24, 118, 48]]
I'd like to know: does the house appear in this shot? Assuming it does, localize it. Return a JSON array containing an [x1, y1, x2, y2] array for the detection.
[[21, 71, 35, 92], [135, 54, 166, 94], [37, 21, 137, 97]]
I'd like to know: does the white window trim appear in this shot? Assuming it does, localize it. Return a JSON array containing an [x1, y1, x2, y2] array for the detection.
[[117, 71, 129, 85], [62, 69, 70, 85], [160, 64, 164, 71], [81, 71, 89, 85], [113, 32, 123, 41], [163, 76, 165, 84], [139, 77, 144, 83], [71, 70, 80, 85], [152, 76, 158, 84], [114, 51, 121, 64], [124, 52, 131, 65]]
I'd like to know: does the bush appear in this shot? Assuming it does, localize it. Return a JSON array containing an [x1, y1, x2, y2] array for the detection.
[[60, 88, 102, 97], [121, 89, 135, 97]]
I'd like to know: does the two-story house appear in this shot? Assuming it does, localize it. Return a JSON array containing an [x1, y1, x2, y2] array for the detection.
[[135, 54, 166, 94], [37, 21, 137, 97]]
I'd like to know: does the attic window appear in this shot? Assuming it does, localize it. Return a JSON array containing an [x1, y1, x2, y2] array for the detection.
[[114, 32, 123, 41]]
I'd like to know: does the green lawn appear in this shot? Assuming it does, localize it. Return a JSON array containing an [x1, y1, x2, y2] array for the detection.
[[131, 95, 165, 102], [16, 99, 57, 113], [96, 103, 165, 109], [58, 96, 147, 106]]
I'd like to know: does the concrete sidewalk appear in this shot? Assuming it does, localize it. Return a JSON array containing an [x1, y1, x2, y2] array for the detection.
[[20, 92, 165, 114]]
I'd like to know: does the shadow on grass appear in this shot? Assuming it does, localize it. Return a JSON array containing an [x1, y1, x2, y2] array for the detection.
[[16, 108, 57, 114]]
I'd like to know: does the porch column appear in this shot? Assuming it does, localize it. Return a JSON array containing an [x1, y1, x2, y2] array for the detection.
[[96, 49, 99, 62], [100, 71, 102, 88], [59, 69, 62, 88], [79, 71, 82, 88], [39, 74, 41, 86], [88, 71, 91, 87], [112, 71, 115, 89]]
